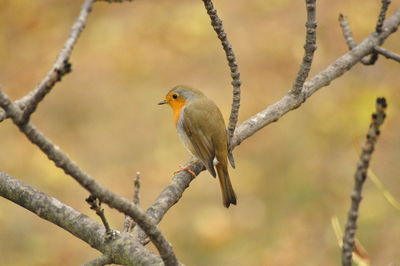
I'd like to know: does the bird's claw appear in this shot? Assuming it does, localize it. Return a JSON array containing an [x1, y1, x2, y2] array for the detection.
[[174, 166, 196, 177]]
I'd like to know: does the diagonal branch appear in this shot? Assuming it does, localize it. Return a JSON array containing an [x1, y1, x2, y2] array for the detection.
[[138, 8, 400, 233], [201, 0, 242, 159], [0, 171, 164, 265], [0, 89, 179, 266], [20, 0, 95, 123], [290, 0, 317, 95], [342, 98, 387, 266]]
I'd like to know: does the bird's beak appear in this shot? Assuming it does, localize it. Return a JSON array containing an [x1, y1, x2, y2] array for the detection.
[[158, 100, 167, 105]]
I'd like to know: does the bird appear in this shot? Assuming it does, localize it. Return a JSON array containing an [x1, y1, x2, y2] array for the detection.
[[158, 85, 237, 208]]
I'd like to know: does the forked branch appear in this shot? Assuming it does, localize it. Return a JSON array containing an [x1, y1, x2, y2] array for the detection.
[[339, 1, 400, 65]]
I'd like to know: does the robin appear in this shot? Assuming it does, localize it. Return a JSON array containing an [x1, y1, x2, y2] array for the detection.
[[158, 85, 237, 208]]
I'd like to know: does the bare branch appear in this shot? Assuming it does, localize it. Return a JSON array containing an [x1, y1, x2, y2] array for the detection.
[[83, 255, 113, 266], [123, 171, 141, 232], [137, 9, 400, 233], [201, 0, 242, 158], [290, 0, 317, 95], [374, 46, 400, 62], [342, 98, 387, 266], [0, 89, 179, 266], [19, 0, 95, 123], [0, 171, 165, 265]]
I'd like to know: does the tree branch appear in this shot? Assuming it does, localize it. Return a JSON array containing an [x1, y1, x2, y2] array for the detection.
[[0, 89, 179, 266], [342, 98, 387, 266], [201, 0, 242, 158], [0, 171, 165, 265], [290, 0, 317, 95]]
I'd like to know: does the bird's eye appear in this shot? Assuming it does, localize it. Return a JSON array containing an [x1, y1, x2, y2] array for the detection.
[[172, 94, 178, 99]]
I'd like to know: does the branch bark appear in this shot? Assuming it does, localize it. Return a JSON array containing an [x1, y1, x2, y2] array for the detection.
[[0, 171, 165, 266], [342, 98, 387, 266], [290, 0, 317, 95]]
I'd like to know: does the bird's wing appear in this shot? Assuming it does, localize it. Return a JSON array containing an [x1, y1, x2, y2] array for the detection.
[[181, 106, 217, 177]]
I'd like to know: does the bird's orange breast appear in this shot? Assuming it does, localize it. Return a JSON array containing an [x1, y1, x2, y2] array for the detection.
[[170, 100, 188, 126]]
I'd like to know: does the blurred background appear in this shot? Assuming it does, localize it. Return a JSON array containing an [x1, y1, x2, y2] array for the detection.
[[0, 0, 399, 265]]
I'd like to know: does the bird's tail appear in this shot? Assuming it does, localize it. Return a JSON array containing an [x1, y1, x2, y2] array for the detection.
[[216, 163, 237, 208]]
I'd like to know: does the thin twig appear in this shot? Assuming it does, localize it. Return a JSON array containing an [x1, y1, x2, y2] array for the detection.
[[83, 254, 113, 266], [374, 46, 400, 62], [0, 89, 179, 266], [201, 0, 241, 159], [290, 0, 317, 95], [19, 0, 95, 123], [123, 171, 141, 232], [86, 195, 113, 238], [376, 0, 392, 33], [364, 0, 392, 65], [339, 14, 357, 49], [342, 97, 387, 266]]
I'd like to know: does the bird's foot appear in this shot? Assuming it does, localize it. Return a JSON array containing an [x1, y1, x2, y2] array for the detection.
[[174, 165, 196, 177]]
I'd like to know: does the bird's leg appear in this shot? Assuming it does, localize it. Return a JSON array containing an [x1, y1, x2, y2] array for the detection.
[[174, 165, 196, 177]]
